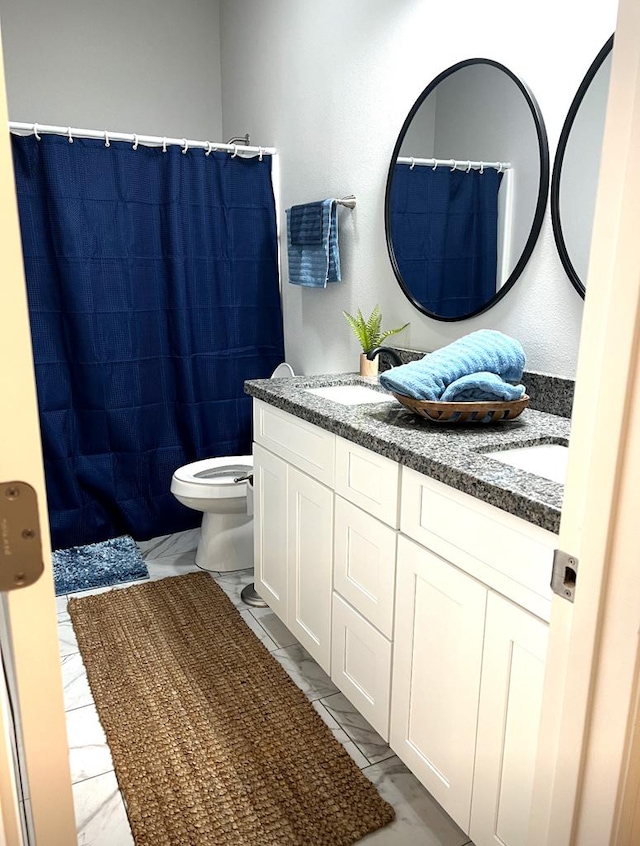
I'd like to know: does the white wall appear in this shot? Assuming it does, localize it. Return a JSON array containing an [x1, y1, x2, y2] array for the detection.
[[0, 0, 223, 140], [220, 0, 617, 378]]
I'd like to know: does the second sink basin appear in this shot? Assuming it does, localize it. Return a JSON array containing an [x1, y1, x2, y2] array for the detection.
[[485, 443, 569, 485], [305, 385, 397, 406]]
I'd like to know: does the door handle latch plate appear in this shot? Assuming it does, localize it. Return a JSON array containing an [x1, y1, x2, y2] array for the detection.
[[551, 548, 578, 602], [0, 482, 44, 591]]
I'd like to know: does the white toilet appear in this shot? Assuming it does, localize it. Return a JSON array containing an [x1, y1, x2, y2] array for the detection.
[[170, 363, 294, 573]]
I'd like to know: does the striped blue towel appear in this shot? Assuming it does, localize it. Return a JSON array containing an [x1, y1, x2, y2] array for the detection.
[[286, 199, 341, 287], [440, 371, 525, 402], [379, 330, 525, 401]]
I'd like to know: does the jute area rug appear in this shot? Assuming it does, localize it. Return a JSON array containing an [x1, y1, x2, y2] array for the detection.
[[69, 573, 394, 845]]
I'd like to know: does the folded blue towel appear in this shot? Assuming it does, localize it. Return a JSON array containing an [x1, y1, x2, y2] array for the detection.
[[379, 329, 525, 401], [440, 372, 525, 402], [289, 202, 324, 245], [286, 199, 341, 287]]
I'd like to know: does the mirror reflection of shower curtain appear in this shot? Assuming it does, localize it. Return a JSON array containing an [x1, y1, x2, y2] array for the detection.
[[11, 135, 284, 549], [390, 164, 503, 318]]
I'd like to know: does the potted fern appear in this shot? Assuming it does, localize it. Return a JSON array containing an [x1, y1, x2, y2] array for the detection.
[[343, 305, 409, 376]]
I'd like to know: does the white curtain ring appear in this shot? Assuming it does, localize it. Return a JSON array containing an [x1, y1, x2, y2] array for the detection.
[[132, 134, 139, 151], [205, 141, 213, 156], [466, 160, 472, 173], [450, 159, 457, 172], [480, 162, 485, 174], [162, 137, 167, 153], [258, 146, 264, 162], [67, 126, 74, 144], [409, 157, 416, 170], [231, 144, 239, 158], [497, 162, 503, 173], [104, 131, 110, 148], [431, 160, 438, 171], [33, 123, 41, 141], [181, 138, 188, 155]]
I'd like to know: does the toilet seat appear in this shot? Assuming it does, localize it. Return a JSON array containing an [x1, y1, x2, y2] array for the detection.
[[170, 455, 253, 500]]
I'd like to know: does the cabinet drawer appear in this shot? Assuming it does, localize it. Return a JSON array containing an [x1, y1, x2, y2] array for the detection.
[[331, 593, 392, 741], [253, 400, 335, 487], [334, 496, 396, 638], [401, 468, 555, 621], [335, 436, 400, 527]]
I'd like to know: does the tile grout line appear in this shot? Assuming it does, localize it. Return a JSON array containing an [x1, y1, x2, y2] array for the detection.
[[70, 765, 115, 788], [316, 692, 395, 767]]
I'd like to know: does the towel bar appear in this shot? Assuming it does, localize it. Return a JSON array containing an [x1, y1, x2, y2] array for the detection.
[[336, 195, 356, 209]]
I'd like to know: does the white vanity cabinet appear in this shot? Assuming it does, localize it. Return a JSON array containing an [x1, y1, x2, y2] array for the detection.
[[392, 468, 555, 843], [391, 534, 487, 830], [470, 592, 549, 846], [252, 398, 557, 845], [252, 404, 335, 672], [253, 401, 398, 736], [331, 493, 397, 738]]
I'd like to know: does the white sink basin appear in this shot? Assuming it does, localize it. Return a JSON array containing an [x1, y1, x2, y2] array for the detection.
[[305, 385, 397, 406], [486, 443, 569, 485]]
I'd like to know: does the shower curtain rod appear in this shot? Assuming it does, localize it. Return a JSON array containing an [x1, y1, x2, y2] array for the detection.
[[8, 122, 276, 156], [397, 155, 512, 171]]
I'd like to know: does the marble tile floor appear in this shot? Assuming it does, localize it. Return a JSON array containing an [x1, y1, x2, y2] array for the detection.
[[58, 529, 473, 846]]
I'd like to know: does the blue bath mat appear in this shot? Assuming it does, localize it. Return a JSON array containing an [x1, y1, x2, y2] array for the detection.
[[52, 535, 149, 595]]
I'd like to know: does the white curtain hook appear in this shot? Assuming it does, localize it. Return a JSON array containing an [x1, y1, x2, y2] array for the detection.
[[231, 144, 239, 158], [497, 162, 503, 173], [162, 137, 167, 153], [33, 123, 41, 141], [431, 160, 438, 171], [132, 134, 139, 151], [466, 160, 472, 173], [104, 131, 110, 148], [480, 161, 484, 174], [181, 138, 188, 155], [258, 146, 264, 161], [450, 159, 457, 172], [409, 157, 416, 170], [205, 141, 213, 156], [67, 126, 74, 144]]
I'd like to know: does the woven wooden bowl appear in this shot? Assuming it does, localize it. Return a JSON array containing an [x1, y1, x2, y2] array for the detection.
[[393, 393, 529, 424]]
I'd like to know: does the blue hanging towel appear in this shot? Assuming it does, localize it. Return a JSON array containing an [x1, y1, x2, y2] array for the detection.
[[286, 198, 341, 287]]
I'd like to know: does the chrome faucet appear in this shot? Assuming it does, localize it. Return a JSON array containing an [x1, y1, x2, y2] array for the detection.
[[366, 346, 403, 368]]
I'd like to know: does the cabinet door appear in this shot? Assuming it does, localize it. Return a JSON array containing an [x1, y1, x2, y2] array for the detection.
[[253, 443, 288, 620], [331, 593, 392, 740], [334, 496, 397, 638], [391, 535, 487, 833], [470, 593, 548, 846], [287, 466, 334, 672]]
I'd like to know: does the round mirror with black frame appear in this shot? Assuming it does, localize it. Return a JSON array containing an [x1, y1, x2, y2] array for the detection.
[[384, 58, 549, 322], [551, 35, 613, 298]]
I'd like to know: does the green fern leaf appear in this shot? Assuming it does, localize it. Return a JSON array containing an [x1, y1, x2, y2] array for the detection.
[[366, 305, 382, 348], [379, 322, 409, 344]]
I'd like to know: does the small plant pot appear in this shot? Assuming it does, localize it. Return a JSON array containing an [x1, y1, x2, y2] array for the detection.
[[360, 353, 379, 377]]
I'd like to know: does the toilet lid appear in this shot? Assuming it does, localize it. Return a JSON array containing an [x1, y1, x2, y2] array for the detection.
[[172, 456, 253, 486]]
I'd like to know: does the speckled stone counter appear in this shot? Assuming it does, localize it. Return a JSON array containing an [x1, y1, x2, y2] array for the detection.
[[245, 373, 570, 535]]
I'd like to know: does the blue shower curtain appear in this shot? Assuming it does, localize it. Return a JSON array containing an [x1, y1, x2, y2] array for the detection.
[[389, 165, 503, 317], [12, 134, 284, 549]]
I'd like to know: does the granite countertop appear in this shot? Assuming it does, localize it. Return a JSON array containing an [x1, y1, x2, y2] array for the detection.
[[245, 373, 570, 535]]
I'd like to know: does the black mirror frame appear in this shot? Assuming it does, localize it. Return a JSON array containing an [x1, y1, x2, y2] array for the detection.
[[384, 58, 550, 322], [550, 35, 613, 299]]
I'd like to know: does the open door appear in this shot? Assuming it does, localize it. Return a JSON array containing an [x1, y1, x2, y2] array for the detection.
[[0, 17, 76, 846], [530, 1, 640, 844]]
